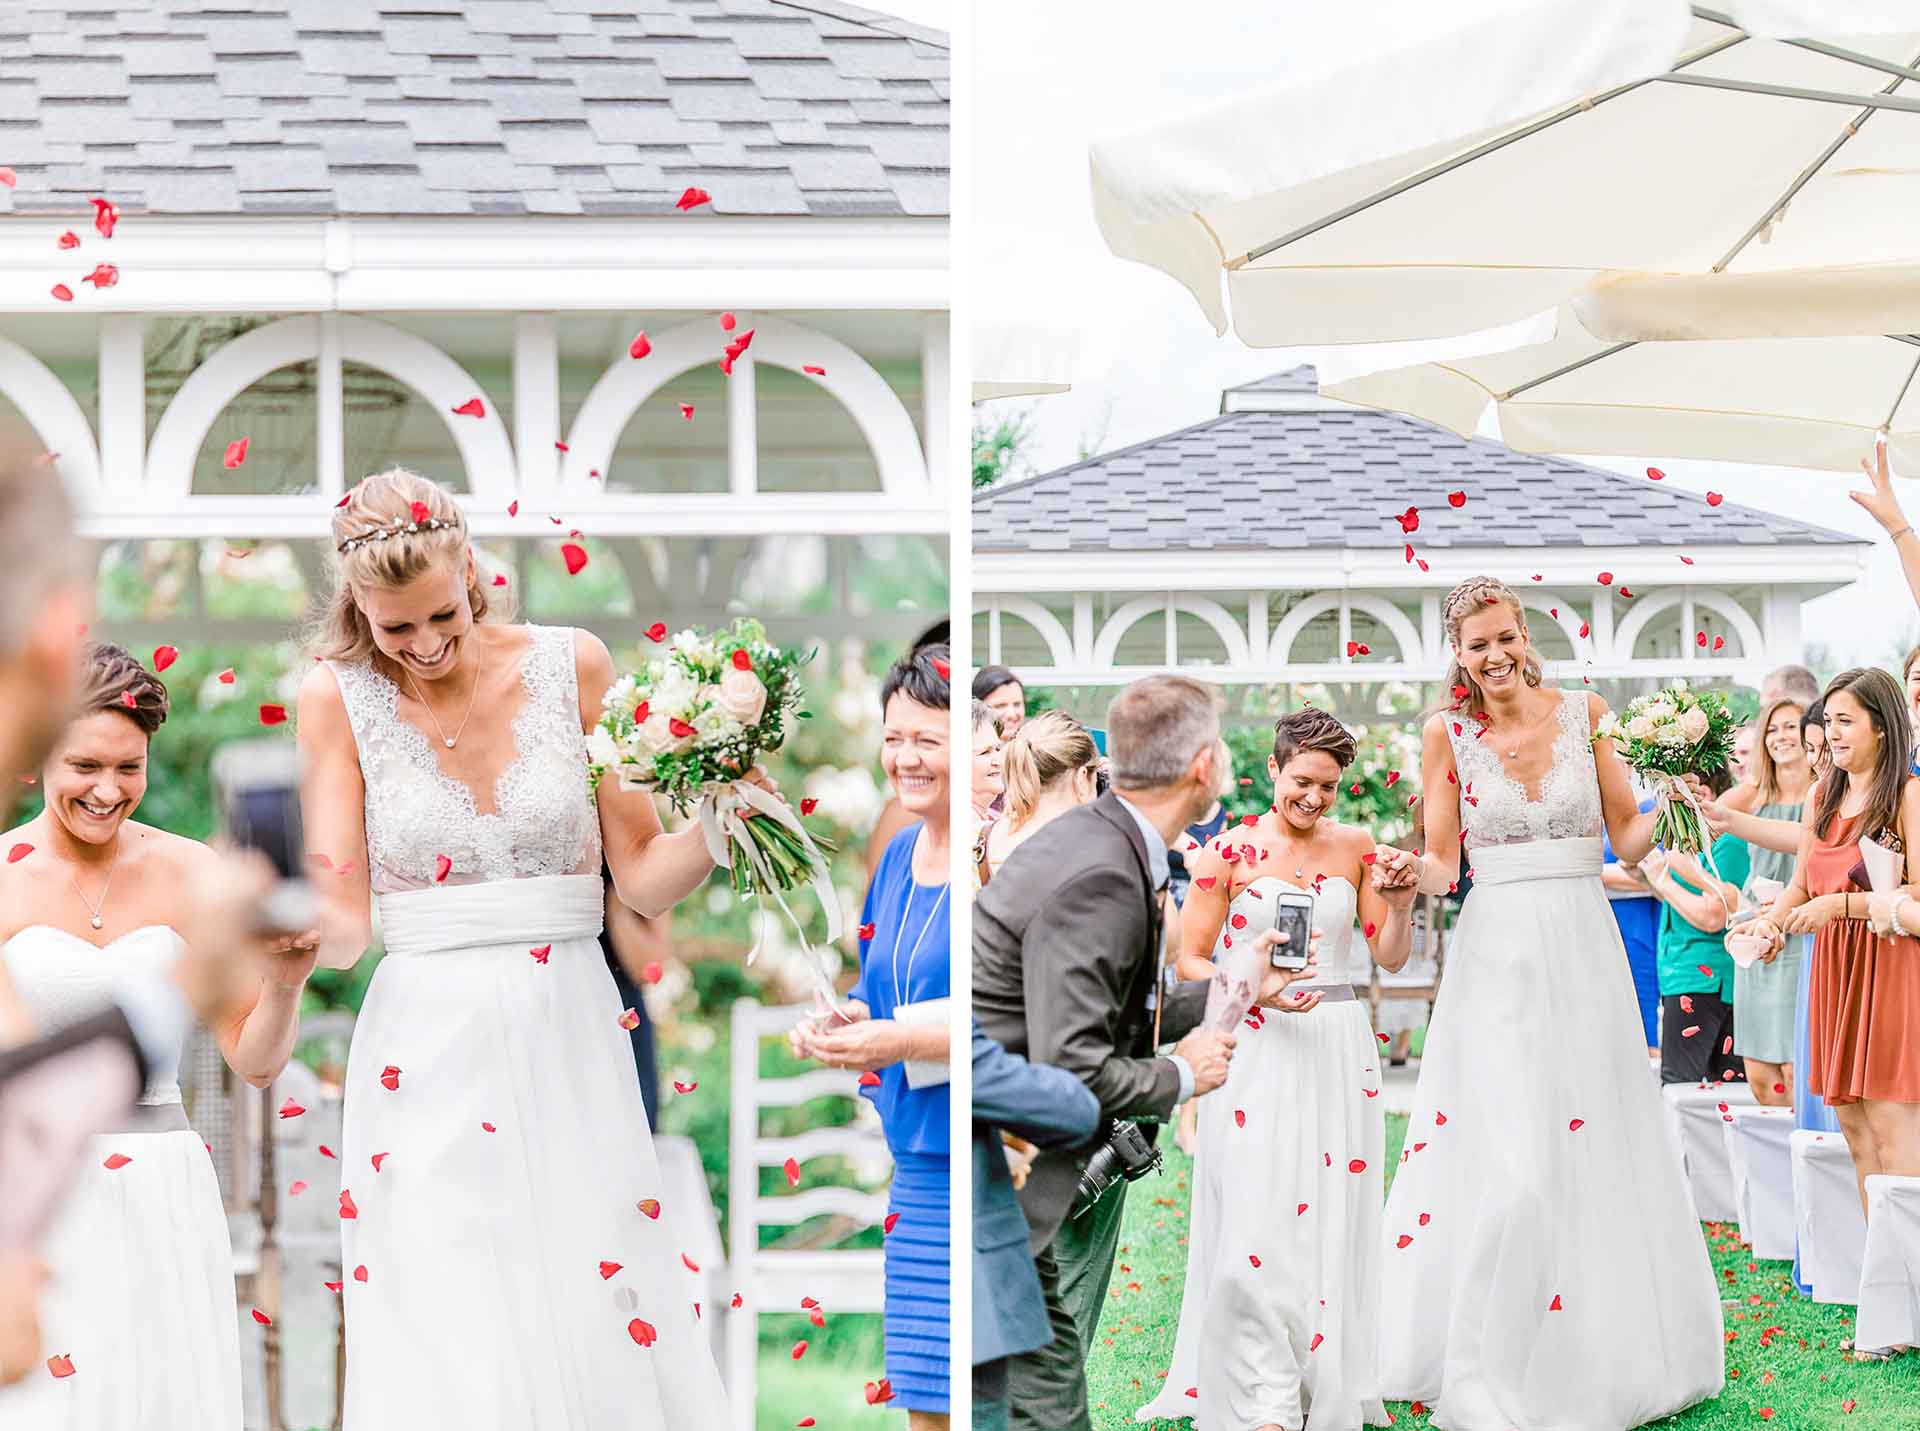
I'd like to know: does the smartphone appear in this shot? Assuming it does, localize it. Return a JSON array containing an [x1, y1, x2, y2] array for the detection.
[[1270, 891, 1313, 971], [211, 741, 320, 935]]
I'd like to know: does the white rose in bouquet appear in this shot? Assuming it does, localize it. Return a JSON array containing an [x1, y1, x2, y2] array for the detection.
[[1656, 720, 1689, 748], [1644, 698, 1676, 722], [1679, 707, 1710, 743], [586, 726, 621, 769], [1626, 714, 1657, 742], [652, 666, 702, 720], [692, 701, 742, 742], [631, 711, 695, 757], [717, 666, 769, 725]]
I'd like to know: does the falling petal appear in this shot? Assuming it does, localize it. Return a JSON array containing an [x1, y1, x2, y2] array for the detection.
[[784, 1157, 801, 1187], [259, 704, 287, 726], [50, 284, 72, 302], [5, 842, 30, 863], [628, 1318, 658, 1348], [102, 1152, 131, 1170], [223, 437, 249, 469], [277, 1098, 305, 1120], [251, 1308, 271, 1326], [679, 403, 695, 421], [450, 397, 486, 418], [629, 332, 652, 360], [676, 187, 712, 211]]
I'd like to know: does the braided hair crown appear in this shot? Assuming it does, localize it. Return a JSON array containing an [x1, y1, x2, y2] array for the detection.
[[1441, 574, 1524, 643]]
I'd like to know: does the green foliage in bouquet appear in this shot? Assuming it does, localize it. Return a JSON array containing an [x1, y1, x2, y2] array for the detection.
[[1594, 681, 1738, 856]]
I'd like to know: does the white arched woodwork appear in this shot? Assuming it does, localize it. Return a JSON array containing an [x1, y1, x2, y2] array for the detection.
[[1615, 588, 1763, 661], [1267, 592, 1421, 668], [561, 315, 927, 497], [975, 596, 1075, 668], [1516, 593, 1590, 655], [1093, 594, 1251, 668], [0, 336, 103, 496], [145, 315, 517, 500]]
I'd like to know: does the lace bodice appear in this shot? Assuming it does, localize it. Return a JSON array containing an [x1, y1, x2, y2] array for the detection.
[[1446, 688, 1603, 851], [328, 625, 602, 894], [1215, 875, 1362, 989], [2, 924, 185, 1105]]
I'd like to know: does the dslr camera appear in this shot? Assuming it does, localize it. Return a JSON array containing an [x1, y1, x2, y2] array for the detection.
[[1071, 1118, 1162, 1217]]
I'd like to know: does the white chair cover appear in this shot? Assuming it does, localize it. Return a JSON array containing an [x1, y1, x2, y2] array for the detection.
[[1856, 1175, 1920, 1352]]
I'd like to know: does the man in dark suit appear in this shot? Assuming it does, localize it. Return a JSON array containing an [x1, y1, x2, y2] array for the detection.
[[973, 674, 1315, 1431], [970, 1018, 1101, 1431]]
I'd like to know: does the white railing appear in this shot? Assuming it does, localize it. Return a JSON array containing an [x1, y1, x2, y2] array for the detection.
[[726, 999, 892, 1431]]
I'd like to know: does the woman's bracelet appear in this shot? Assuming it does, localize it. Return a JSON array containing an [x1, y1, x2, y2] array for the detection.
[[1893, 896, 1916, 940], [1891, 525, 1915, 543]]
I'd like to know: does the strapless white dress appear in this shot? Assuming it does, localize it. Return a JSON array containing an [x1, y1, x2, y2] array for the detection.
[[1376, 690, 1723, 1429], [327, 625, 725, 1429], [1137, 875, 1388, 1431], [0, 923, 242, 1430]]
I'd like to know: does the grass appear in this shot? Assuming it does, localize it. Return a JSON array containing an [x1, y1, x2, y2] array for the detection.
[[1091, 1114, 1920, 1431]]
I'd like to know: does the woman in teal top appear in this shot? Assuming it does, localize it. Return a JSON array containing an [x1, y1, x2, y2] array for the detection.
[[1718, 698, 1814, 1106]]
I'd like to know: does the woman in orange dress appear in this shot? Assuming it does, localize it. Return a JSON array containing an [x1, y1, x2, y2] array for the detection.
[[1752, 667, 1920, 1213]]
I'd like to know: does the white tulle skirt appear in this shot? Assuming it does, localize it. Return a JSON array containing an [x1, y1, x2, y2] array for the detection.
[[1376, 838, 1724, 1430], [339, 874, 725, 1430], [0, 1127, 241, 1430], [1137, 994, 1389, 1431]]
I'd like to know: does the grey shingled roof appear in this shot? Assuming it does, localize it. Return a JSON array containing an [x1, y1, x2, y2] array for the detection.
[[0, 0, 948, 218], [974, 389, 1865, 555]]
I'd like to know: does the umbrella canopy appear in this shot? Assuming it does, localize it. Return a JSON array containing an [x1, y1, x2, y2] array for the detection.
[[1091, 2, 1920, 345], [972, 323, 1083, 403], [1323, 306, 1920, 473]]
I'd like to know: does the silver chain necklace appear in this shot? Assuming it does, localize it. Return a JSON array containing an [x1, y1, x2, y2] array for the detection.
[[67, 844, 120, 931], [402, 644, 483, 750]]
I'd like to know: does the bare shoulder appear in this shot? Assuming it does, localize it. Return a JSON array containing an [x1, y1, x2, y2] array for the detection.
[[1584, 689, 1612, 727], [127, 821, 216, 876], [1420, 711, 1456, 751], [297, 660, 348, 719], [571, 625, 613, 681]]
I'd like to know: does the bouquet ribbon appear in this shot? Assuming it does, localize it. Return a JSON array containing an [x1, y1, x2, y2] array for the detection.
[[697, 778, 844, 998], [1653, 772, 1732, 920]]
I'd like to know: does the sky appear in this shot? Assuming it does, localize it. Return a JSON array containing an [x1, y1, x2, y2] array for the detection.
[[862, 0, 950, 31], [970, 0, 1919, 670]]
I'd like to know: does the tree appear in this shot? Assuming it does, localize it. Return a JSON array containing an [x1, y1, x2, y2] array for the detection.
[[972, 411, 1031, 490]]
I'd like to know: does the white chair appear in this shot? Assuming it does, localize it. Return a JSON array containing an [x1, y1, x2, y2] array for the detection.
[[1660, 1081, 1757, 1222], [655, 1133, 728, 1368], [1722, 1106, 1796, 1260], [1855, 1174, 1920, 1351], [1791, 1129, 1868, 1305], [726, 999, 892, 1431]]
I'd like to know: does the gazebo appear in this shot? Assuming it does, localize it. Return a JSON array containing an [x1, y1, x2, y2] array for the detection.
[[0, 0, 951, 652], [972, 367, 1866, 722]]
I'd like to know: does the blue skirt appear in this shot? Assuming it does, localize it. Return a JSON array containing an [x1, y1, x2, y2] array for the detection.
[[883, 1149, 950, 1412], [1792, 932, 1841, 1294]]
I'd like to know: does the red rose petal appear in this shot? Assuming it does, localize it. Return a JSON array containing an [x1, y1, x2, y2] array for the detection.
[[800, 798, 819, 815], [289, 1180, 307, 1195], [1309, 1333, 1324, 1352], [637, 1198, 662, 1219], [1681, 1025, 1701, 1038], [858, 922, 876, 941], [371, 1152, 389, 1172], [319, 1145, 336, 1159], [251, 1308, 272, 1326], [90, 197, 117, 237], [865, 1378, 895, 1403], [1569, 1118, 1585, 1131], [628, 1318, 657, 1348], [222, 437, 249, 470], [599, 1260, 622, 1280], [1647, 467, 1664, 480], [277, 1098, 305, 1120], [217, 667, 235, 684], [858, 1070, 882, 1087], [47, 1353, 74, 1379], [482, 1122, 496, 1132], [618, 1007, 640, 1030], [259, 703, 287, 725], [1248, 1254, 1261, 1268], [1434, 1112, 1448, 1126], [790, 1340, 807, 1360], [451, 397, 486, 418], [674, 1080, 697, 1094], [379, 1065, 401, 1091], [151, 643, 179, 672], [338, 1189, 358, 1219], [1706, 491, 1724, 506], [1549, 1294, 1563, 1310], [784, 1157, 801, 1187], [1396, 1234, 1413, 1248], [50, 284, 72, 302], [1234, 1109, 1246, 1128], [629, 332, 651, 360], [1296, 1202, 1308, 1215], [1195, 876, 1218, 891], [561, 542, 588, 576], [102, 1152, 131, 1170], [1447, 491, 1466, 508], [81, 263, 117, 289], [642, 961, 663, 984], [6, 842, 30, 863], [1348, 1158, 1367, 1173], [679, 403, 695, 420], [803, 365, 826, 376], [1418, 1212, 1431, 1225], [676, 187, 712, 211], [530, 944, 551, 964], [433, 853, 452, 883], [884, 1212, 901, 1233]]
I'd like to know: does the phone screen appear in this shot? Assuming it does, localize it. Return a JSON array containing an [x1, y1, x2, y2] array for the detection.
[[1271, 894, 1312, 970], [222, 781, 304, 882]]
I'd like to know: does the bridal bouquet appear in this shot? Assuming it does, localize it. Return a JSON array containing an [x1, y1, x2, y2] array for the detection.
[[587, 618, 841, 975], [1593, 680, 1737, 857]]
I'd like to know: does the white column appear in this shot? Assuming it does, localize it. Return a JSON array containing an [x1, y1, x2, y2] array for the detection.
[[97, 317, 146, 495], [513, 313, 559, 499], [1681, 593, 1696, 666], [1073, 593, 1094, 666], [1421, 592, 1442, 663], [1247, 590, 1269, 670], [1338, 596, 1352, 668], [920, 313, 949, 492], [1591, 590, 1617, 663], [317, 312, 344, 499], [1164, 594, 1176, 666], [1765, 585, 1803, 668], [728, 342, 756, 499], [989, 601, 1002, 664]]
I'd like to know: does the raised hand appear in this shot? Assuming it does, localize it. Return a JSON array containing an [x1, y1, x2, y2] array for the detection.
[[1371, 845, 1419, 906], [1249, 926, 1323, 1012], [1172, 1027, 1237, 1096], [1850, 435, 1908, 534]]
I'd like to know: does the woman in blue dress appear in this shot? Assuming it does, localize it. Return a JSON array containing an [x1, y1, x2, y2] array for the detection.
[[795, 643, 952, 1425]]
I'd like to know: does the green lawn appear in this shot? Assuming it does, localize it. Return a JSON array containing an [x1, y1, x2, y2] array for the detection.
[[1092, 1114, 1919, 1431]]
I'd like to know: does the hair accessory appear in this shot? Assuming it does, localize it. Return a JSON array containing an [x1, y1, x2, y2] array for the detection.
[[337, 515, 457, 554]]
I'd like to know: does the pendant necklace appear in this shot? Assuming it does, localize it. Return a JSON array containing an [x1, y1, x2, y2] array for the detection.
[[404, 644, 483, 750], [68, 844, 120, 931]]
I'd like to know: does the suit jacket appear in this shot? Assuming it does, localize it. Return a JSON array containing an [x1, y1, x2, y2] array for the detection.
[[973, 792, 1208, 1251], [971, 1019, 1101, 1366]]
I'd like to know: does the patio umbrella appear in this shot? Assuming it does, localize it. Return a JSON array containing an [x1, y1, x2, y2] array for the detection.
[[1090, 2, 1920, 346], [1320, 305, 1920, 473], [972, 322, 1084, 403]]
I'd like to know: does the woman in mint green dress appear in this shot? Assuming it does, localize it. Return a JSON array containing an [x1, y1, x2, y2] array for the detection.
[[1718, 697, 1814, 1106]]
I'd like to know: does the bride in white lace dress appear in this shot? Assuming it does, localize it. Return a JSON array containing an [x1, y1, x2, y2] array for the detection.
[[300, 470, 769, 1428], [1369, 577, 1723, 1430]]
